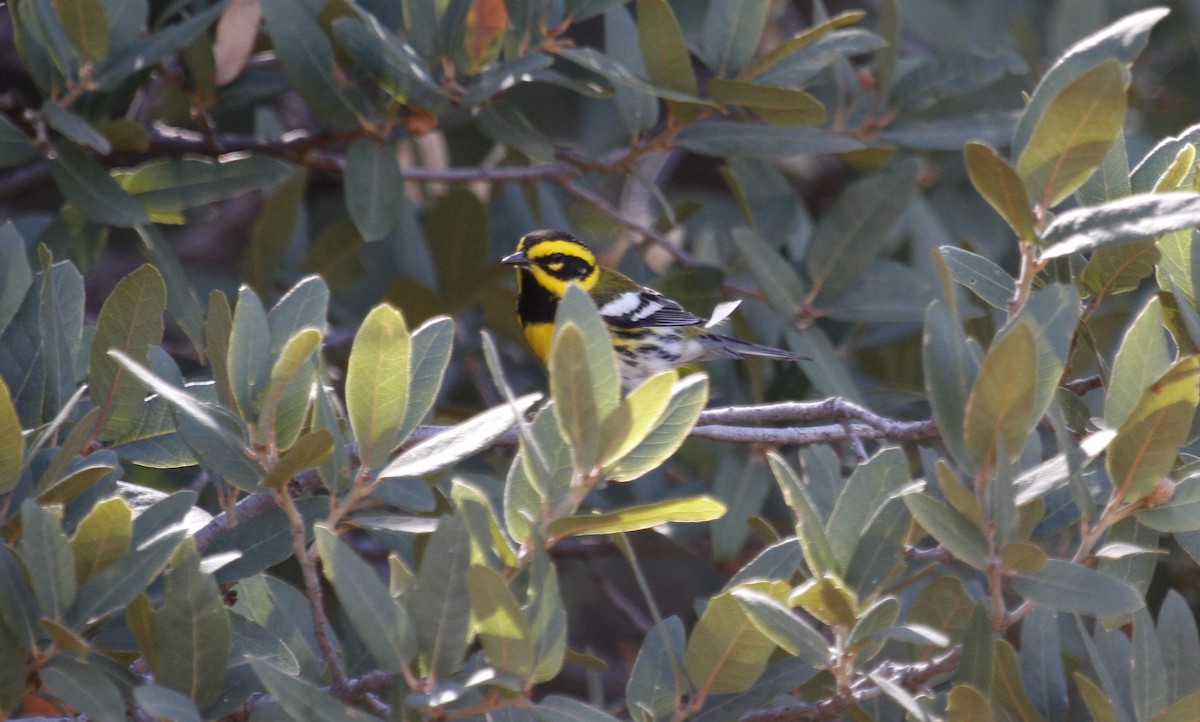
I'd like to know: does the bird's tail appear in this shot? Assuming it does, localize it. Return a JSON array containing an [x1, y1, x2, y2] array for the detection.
[[701, 334, 810, 361]]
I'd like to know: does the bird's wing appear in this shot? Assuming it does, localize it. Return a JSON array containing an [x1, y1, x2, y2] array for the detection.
[[598, 288, 706, 328]]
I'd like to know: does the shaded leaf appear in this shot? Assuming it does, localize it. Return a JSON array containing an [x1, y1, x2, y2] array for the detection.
[[47, 142, 147, 226], [345, 138, 404, 241], [1010, 559, 1142, 618], [315, 525, 414, 673]]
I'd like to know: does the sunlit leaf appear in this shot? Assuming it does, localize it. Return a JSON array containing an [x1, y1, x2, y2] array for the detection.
[[545, 495, 726, 542]]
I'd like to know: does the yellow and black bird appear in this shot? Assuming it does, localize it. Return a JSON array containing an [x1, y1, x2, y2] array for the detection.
[[502, 229, 807, 389]]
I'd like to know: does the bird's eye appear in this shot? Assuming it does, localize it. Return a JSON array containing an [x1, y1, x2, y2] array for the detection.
[[547, 253, 565, 263]]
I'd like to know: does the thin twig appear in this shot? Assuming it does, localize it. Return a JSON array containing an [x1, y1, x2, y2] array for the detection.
[[273, 487, 348, 693], [737, 646, 963, 722]]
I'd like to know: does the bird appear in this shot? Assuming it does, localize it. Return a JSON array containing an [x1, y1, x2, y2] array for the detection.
[[501, 229, 807, 389]]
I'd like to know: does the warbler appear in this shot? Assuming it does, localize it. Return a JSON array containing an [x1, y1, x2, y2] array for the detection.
[[502, 229, 807, 388]]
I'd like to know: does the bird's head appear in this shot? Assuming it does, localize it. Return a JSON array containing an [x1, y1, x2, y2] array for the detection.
[[502, 230, 600, 294]]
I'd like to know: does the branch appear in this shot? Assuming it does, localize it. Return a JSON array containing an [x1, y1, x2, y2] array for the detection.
[[738, 646, 963, 722], [191, 398, 939, 555]]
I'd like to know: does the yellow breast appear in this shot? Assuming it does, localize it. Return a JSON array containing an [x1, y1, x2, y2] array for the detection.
[[522, 321, 556, 364]]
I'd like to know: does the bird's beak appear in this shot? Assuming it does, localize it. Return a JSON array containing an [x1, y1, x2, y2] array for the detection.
[[501, 251, 531, 267]]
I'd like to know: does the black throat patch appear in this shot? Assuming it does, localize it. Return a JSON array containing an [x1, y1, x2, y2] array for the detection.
[[516, 269, 558, 324]]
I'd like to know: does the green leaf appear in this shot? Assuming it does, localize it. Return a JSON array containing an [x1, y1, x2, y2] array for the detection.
[[599, 371, 675, 470], [1018, 607, 1067, 721], [21, 500, 76, 619], [923, 301, 976, 470], [315, 525, 414, 673], [625, 616, 686, 722], [425, 187, 491, 307], [467, 565, 535, 679], [939, 246, 1016, 309], [68, 525, 185, 627], [554, 46, 713, 105], [699, 0, 770, 77], [0, 222, 32, 334], [204, 497, 328, 584], [256, 328, 321, 445], [47, 142, 148, 226], [43, 101, 111, 153], [249, 658, 381, 722], [411, 512, 472, 678], [1156, 590, 1200, 704], [990, 639, 1044, 722], [1040, 191, 1200, 260], [609, 374, 708, 482], [1106, 296, 1171, 428], [133, 685, 202, 722], [0, 112, 38, 167], [964, 142, 1036, 243], [155, 540, 230, 708], [825, 447, 909, 570], [88, 264, 166, 439], [240, 168, 307, 294], [379, 393, 539, 479], [110, 350, 265, 490], [637, 0, 700, 122], [227, 286, 272, 419], [133, 224, 206, 359], [0, 379, 23, 495], [675, 121, 862, 158], [1009, 559, 1142, 618], [707, 79, 826, 126], [963, 322, 1038, 469], [1133, 607, 1169, 720], [1107, 356, 1200, 502], [947, 685, 993, 722], [259, 0, 366, 126], [1016, 58, 1126, 209], [605, 5, 659, 135], [551, 324, 600, 473], [93, 2, 224, 90], [685, 585, 780, 694], [1012, 7, 1168, 161], [123, 155, 293, 213], [545, 495, 726, 542], [267, 276, 330, 353], [38, 259, 84, 418], [332, 13, 440, 105], [346, 303, 410, 470], [1153, 693, 1200, 722], [739, 9, 865, 79], [42, 656, 124, 722], [554, 284, 618, 420], [345, 138, 404, 241], [903, 490, 989, 570], [731, 588, 828, 668], [70, 497, 131, 582], [731, 227, 803, 318], [788, 574, 857, 627], [767, 451, 839, 576], [261, 430, 334, 489], [1074, 672, 1119, 722], [806, 158, 920, 297], [754, 28, 885, 87]]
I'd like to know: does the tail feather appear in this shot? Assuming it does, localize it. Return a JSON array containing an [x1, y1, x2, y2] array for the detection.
[[701, 334, 810, 361]]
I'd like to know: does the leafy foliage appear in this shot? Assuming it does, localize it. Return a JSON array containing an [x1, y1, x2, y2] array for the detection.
[[3, 1, 1200, 721]]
